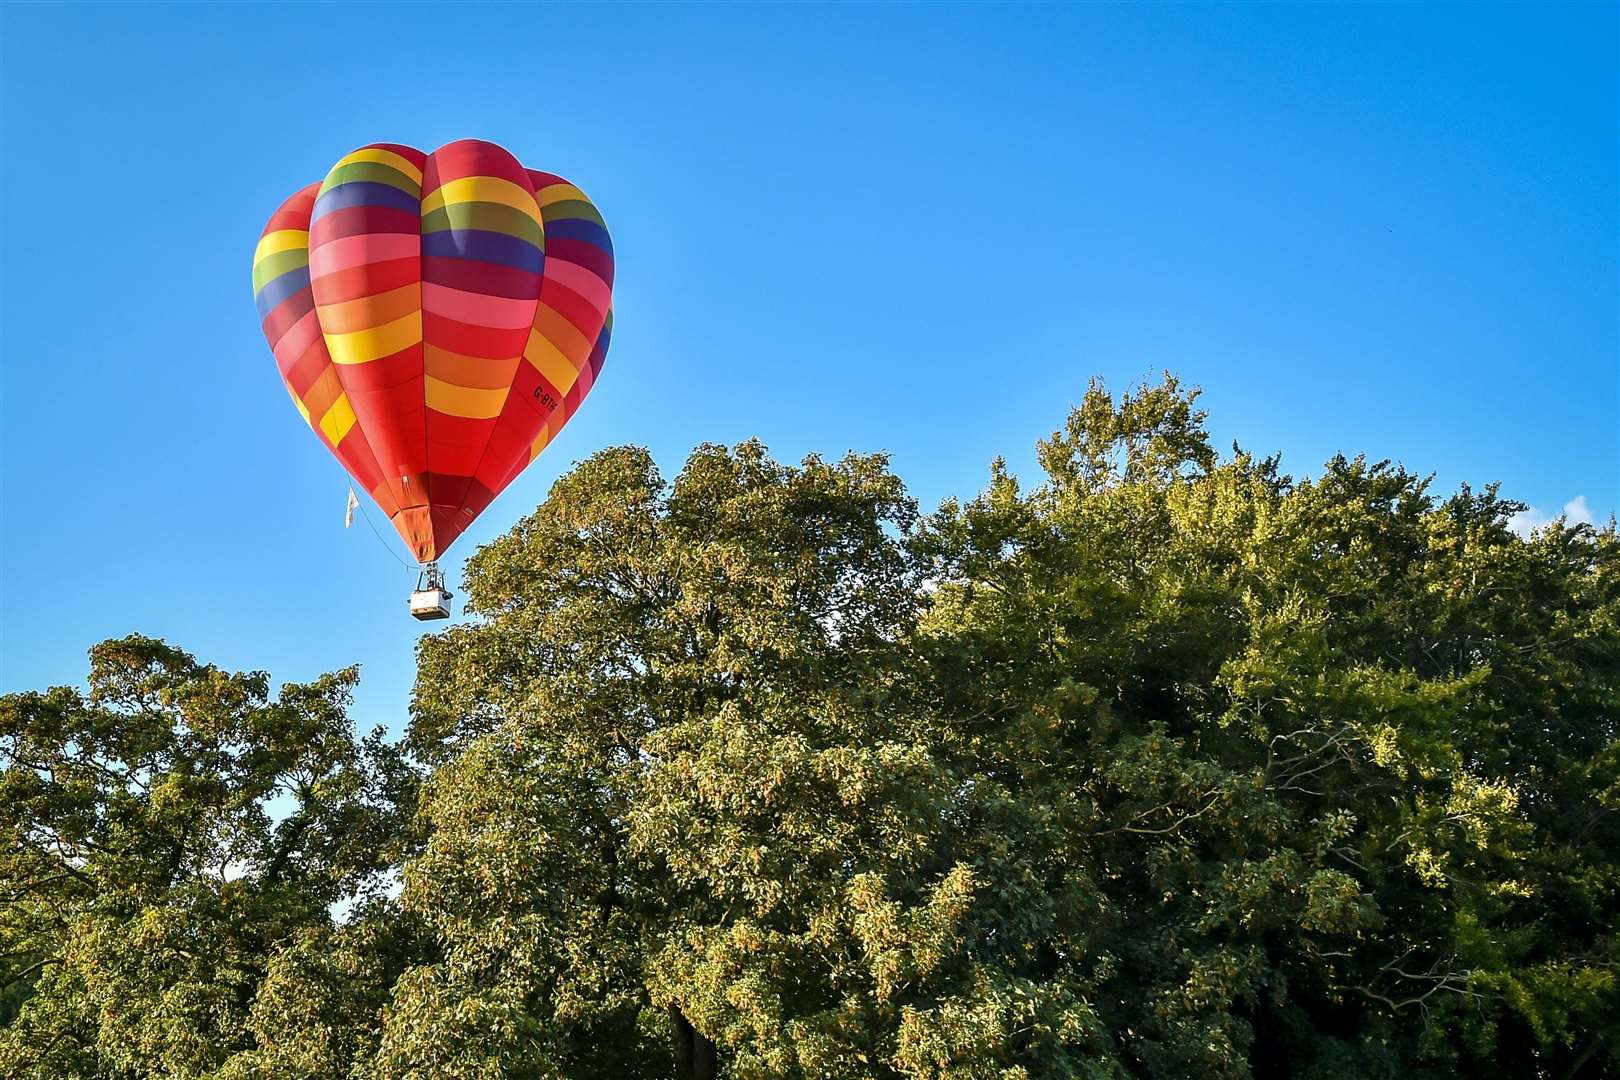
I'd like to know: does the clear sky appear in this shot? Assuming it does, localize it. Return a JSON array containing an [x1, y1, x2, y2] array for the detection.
[[2, 2, 1615, 733]]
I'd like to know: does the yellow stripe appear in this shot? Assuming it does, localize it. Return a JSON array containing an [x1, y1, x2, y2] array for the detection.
[[334, 147, 423, 185], [255, 229, 309, 264], [425, 375, 508, 419], [535, 183, 590, 208], [287, 384, 312, 427], [317, 392, 357, 445], [420, 176, 542, 227], [324, 311, 422, 365], [524, 327, 580, 394]]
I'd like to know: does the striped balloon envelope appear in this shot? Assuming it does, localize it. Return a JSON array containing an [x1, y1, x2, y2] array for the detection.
[[251, 139, 614, 564]]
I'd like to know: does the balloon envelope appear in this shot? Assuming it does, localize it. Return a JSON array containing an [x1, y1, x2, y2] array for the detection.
[[252, 140, 614, 562]]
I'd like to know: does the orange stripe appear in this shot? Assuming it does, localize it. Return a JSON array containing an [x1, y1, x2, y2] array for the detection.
[[425, 346, 520, 390], [533, 302, 593, 366], [317, 283, 419, 334], [530, 421, 554, 460], [300, 368, 344, 420], [367, 478, 402, 519]]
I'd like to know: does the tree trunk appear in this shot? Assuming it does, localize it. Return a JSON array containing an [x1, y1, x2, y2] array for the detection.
[[670, 1004, 718, 1080]]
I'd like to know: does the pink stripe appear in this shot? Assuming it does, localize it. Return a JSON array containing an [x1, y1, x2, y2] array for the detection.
[[542, 261, 610, 315], [422, 282, 537, 330], [309, 233, 420, 278], [273, 309, 322, 366]]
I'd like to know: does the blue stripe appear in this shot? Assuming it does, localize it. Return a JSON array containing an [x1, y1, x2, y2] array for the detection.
[[421, 229, 544, 274], [542, 218, 612, 252], [312, 180, 420, 221], [255, 266, 310, 319]]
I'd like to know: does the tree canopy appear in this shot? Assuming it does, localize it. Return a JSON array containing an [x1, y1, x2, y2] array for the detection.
[[4, 376, 1616, 1078]]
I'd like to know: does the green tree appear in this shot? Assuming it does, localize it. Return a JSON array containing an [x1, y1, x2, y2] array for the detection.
[[392, 377, 1618, 1078], [912, 377, 1620, 1077], [5, 375, 1616, 1080], [0, 635, 414, 1079], [387, 441, 968, 1079]]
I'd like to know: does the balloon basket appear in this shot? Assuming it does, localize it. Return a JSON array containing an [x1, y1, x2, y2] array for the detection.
[[409, 562, 453, 621]]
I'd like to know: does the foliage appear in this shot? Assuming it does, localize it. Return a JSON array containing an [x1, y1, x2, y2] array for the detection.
[[3, 377, 1615, 1077], [911, 378, 1619, 1078], [0, 637, 415, 1079]]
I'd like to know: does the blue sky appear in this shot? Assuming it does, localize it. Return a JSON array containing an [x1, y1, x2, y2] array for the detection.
[[2, 2, 1614, 733]]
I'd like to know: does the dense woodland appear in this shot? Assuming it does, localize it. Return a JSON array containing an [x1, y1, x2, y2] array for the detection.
[[3, 377, 1616, 1079]]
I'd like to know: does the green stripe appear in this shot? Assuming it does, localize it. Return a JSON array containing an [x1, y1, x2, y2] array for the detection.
[[319, 160, 421, 197], [252, 247, 308, 294], [420, 201, 545, 247], [540, 199, 606, 229]]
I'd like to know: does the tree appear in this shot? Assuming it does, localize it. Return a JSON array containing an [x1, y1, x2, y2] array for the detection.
[[4, 375, 1616, 1079], [387, 441, 969, 1079], [0, 636, 413, 1079], [911, 377, 1620, 1077], [392, 377, 1618, 1078]]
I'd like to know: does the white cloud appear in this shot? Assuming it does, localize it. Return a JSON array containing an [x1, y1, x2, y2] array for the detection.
[[1507, 495, 1596, 538]]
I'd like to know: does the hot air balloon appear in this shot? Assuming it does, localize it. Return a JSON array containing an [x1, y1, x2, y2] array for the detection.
[[251, 140, 614, 619]]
